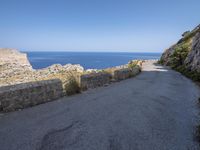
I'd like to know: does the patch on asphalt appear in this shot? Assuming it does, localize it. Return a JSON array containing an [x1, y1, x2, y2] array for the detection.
[[108, 135, 123, 150], [38, 121, 85, 150]]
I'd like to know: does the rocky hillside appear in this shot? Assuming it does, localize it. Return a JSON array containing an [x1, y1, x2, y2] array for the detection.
[[0, 49, 142, 95], [0, 49, 84, 95], [0, 48, 32, 73], [160, 24, 200, 81], [0, 48, 32, 68]]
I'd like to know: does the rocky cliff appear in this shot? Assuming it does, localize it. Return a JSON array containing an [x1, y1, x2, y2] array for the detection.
[[185, 30, 200, 72], [0, 48, 32, 69], [0, 49, 84, 95], [0, 49, 143, 111], [0, 48, 32, 75], [160, 24, 200, 81]]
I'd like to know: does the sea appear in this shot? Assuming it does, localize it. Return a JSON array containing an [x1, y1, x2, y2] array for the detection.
[[25, 52, 161, 69]]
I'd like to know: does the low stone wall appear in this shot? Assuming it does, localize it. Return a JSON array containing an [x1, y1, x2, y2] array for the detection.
[[80, 72, 111, 90], [112, 67, 141, 81], [80, 65, 142, 90], [0, 79, 64, 112], [0, 60, 143, 112]]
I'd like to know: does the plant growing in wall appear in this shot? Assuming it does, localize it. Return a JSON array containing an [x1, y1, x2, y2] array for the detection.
[[65, 76, 81, 96]]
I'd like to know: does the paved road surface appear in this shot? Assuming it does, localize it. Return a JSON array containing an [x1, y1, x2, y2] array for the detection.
[[0, 61, 200, 150]]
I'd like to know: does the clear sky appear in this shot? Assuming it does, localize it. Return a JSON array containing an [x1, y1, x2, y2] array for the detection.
[[0, 0, 200, 52]]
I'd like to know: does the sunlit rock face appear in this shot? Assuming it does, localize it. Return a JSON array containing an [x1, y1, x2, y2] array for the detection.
[[0, 48, 32, 69], [0, 49, 33, 84], [184, 31, 200, 72], [160, 24, 200, 73], [0, 49, 84, 87]]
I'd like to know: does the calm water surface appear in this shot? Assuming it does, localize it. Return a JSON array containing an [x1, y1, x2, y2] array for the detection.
[[26, 52, 161, 69]]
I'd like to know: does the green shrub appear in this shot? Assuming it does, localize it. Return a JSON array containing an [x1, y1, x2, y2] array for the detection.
[[128, 61, 138, 69], [174, 65, 200, 82], [183, 29, 199, 42], [170, 42, 190, 69], [162, 27, 200, 83], [158, 59, 164, 65]]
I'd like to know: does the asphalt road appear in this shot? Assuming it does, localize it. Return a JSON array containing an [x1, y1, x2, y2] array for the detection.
[[0, 61, 200, 150]]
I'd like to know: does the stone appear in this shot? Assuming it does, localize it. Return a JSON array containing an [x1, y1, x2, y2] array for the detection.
[[0, 79, 64, 112], [184, 32, 200, 72], [160, 24, 200, 73], [80, 72, 111, 90], [0, 48, 32, 69], [0, 49, 84, 87], [0, 48, 143, 112]]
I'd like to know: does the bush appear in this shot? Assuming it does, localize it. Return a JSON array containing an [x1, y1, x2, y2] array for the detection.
[[174, 65, 200, 82], [170, 42, 190, 69], [65, 76, 81, 95], [158, 59, 164, 65], [128, 60, 138, 69]]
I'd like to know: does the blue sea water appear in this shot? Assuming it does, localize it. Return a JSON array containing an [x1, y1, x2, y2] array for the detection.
[[26, 52, 161, 69]]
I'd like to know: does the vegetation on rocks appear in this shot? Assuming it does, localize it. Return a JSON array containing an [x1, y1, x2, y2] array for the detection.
[[160, 24, 200, 82], [64, 76, 81, 95], [128, 60, 138, 69], [170, 42, 191, 69], [160, 25, 200, 143], [175, 65, 200, 82], [0, 48, 143, 98]]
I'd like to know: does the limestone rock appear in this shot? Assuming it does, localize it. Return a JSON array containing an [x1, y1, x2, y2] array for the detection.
[[85, 69, 99, 73], [160, 44, 177, 66], [63, 64, 84, 73], [160, 24, 200, 73], [0, 48, 32, 70], [184, 32, 200, 72], [0, 49, 84, 87]]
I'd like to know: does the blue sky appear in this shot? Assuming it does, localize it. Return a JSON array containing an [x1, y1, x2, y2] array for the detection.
[[0, 0, 200, 52]]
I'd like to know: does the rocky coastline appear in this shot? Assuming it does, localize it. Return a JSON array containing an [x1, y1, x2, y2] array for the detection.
[[0, 48, 84, 87]]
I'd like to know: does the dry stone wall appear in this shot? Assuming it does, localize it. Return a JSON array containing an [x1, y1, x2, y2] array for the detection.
[[80, 63, 142, 90], [0, 63, 142, 112], [0, 48, 143, 112], [80, 72, 111, 90], [112, 67, 141, 81], [0, 79, 64, 112]]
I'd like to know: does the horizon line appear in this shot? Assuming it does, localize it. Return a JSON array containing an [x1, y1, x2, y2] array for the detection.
[[21, 50, 162, 53]]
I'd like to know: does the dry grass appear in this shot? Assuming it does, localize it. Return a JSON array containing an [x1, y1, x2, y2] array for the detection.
[[64, 76, 81, 95]]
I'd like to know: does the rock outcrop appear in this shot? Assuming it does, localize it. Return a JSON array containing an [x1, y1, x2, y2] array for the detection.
[[0, 48, 32, 69], [0, 49, 84, 89], [0, 48, 32, 75], [184, 31, 200, 72], [160, 24, 200, 81]]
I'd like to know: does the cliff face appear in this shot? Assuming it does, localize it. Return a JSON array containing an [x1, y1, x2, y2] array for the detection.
[[0, 49, 34, 83], [0, 48, 32, 70], [0, 49, 84, 89], [160, 24, 200, 81], [184, 31, 200, 72]]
